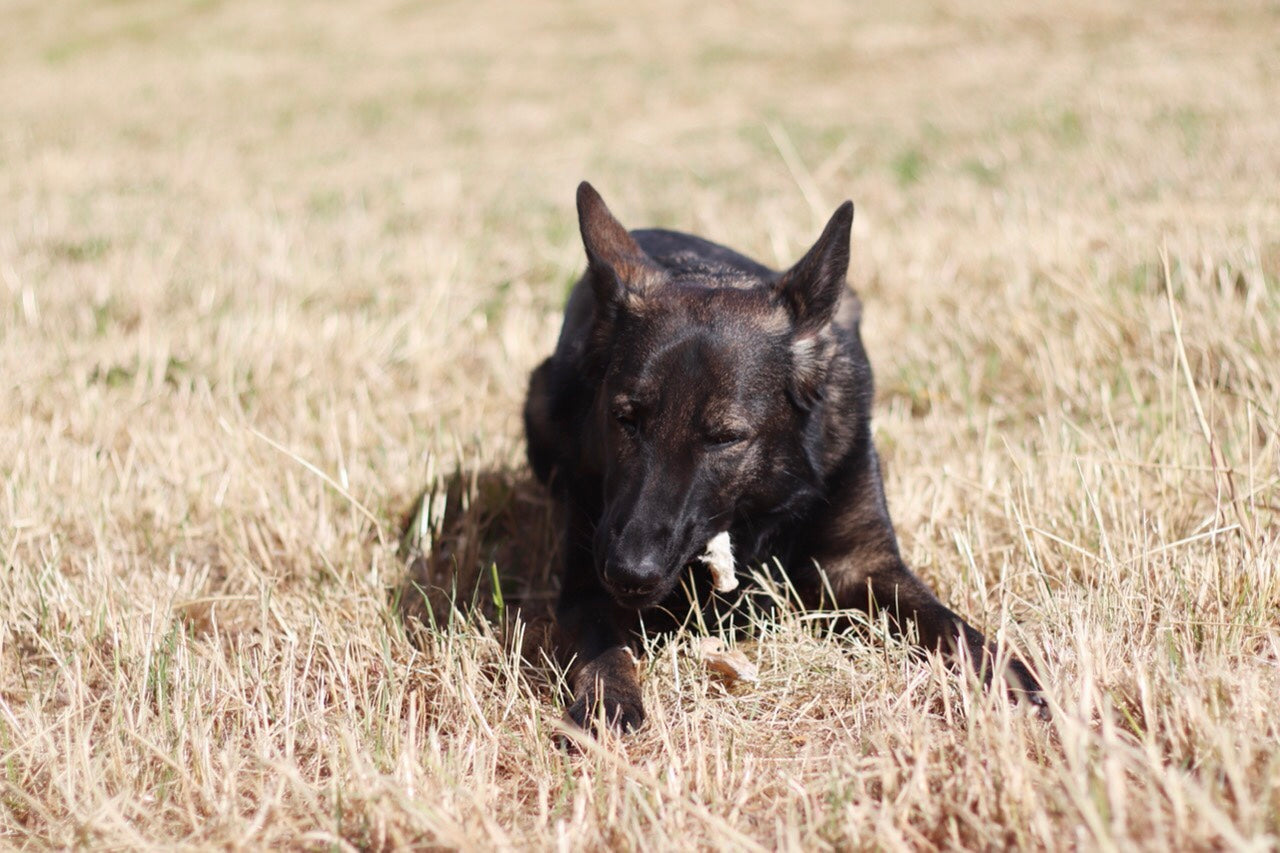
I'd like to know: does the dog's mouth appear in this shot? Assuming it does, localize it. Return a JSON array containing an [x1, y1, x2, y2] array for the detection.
[[602, 551, 706, 610], [606, 584, 666, 610]]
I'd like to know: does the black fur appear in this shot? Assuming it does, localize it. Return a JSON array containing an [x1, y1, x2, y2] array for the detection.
[[525, 182, 1047, 735]]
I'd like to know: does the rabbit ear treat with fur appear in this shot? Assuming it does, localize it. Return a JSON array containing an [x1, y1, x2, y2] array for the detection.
[[700, 531, 737, 592]]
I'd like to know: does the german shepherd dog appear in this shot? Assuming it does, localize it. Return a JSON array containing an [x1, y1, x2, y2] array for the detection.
[[524, 182, 1047, 733]]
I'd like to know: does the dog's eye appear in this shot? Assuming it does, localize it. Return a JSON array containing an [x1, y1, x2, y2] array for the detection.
[[706, 432, 747, 449], [615, 410, 639, 436]]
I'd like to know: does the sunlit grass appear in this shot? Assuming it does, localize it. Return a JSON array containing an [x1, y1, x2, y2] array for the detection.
[[2, 0, 1278, 847]]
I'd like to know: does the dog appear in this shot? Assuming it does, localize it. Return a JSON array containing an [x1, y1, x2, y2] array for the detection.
[[524, 182, 1047, 733]]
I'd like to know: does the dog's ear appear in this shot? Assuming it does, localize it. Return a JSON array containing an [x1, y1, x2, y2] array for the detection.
[[775, 201, 854, 405], [775, 201, 854, 335], [577, 182, 658, 308]]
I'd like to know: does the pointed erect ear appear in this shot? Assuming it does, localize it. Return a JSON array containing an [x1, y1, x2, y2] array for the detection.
[[577, 181, 658, 306], [775, 201, 854, 336]]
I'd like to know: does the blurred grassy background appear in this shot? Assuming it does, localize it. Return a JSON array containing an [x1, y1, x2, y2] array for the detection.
[[2, 0, 1278, 848]]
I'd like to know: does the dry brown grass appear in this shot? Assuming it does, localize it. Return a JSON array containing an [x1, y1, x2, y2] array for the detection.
[[3, 0, 1279, 848]]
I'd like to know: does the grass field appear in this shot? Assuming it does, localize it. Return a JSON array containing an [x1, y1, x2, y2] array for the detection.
[[3, 0, 1279, 848]]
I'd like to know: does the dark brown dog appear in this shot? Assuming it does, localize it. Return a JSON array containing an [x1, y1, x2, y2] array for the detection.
[[524, 182, 1046, 733]]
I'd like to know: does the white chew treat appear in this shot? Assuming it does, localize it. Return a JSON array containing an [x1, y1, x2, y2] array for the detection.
[[699, 531, 737, 592]]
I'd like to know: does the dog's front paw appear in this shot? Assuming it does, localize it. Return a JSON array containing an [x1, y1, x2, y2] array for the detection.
[[563, 646, 645, 737], [565, 686, 646, 734]]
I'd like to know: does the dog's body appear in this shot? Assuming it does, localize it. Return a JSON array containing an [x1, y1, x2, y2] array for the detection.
[[525, 183, 1045, 732]]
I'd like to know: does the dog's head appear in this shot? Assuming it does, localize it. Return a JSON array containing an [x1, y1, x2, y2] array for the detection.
[[575, 183, 855, 609]]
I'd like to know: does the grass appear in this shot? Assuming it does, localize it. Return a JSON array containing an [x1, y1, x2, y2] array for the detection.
[[2, 0, 1279, 848]]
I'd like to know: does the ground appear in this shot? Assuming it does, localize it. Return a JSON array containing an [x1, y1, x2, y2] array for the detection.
[[2, 0, 1278, 848]]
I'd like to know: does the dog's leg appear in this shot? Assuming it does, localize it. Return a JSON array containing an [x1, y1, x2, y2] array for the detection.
[[556, 510, 645, 735], [811, 445, 1047, 714]]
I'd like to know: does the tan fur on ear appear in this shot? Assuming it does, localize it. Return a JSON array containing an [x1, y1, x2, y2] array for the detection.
[[790, 330, 834, 406], [775, 201, 853, 407]]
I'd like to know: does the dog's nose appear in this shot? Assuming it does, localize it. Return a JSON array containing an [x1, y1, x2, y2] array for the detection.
[[607, 555, 664, 595]]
